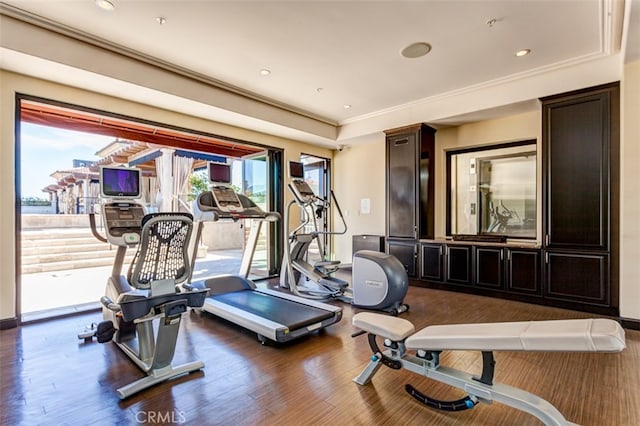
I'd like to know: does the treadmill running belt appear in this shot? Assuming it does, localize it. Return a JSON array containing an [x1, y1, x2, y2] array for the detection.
[[213, 290, 334, 330]]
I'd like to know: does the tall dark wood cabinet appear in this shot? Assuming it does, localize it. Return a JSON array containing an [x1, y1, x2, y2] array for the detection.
[[541, 82, 619, 315], [385, 124, 436, 277]]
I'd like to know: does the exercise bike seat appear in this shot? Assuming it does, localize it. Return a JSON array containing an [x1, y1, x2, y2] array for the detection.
[[118, 288, 208, 322]]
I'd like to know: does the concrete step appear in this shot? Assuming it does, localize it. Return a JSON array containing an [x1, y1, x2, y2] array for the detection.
[[21, 242, 113, 256], [22, 236, 102, 248], [21, 256, 133, 275], [21, 248, 134, 266], [20, 228, 96, 240], [20, 227, 129, 274]]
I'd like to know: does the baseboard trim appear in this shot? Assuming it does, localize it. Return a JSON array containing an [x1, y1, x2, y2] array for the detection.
[[620, 317, 640, 331], [0, 317, 19, 330]]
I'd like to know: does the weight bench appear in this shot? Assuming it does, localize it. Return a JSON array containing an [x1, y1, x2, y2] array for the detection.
[[352, 312, 626, 426]]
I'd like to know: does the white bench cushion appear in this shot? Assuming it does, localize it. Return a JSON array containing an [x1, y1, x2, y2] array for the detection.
[[352, 312, 415, 342], [405, 318, 626, 352]]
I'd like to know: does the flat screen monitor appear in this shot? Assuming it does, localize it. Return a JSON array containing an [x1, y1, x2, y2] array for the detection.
[[100, 166, 141, 199], [289, 161, 304, 179], [209, 162, 231, 184]]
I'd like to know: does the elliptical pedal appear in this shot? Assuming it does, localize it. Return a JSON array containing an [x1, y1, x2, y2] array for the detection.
[[77, 322, 98, 342]]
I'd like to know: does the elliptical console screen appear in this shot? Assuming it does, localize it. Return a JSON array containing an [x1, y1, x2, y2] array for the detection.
[[289, 161, 315, 201], [291, 180, 315, 201], [101, 166, 141, 199], [289, 161, 304, 179]]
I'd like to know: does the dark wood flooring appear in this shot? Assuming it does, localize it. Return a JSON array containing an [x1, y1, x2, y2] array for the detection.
[[1, 285, 638, 425]]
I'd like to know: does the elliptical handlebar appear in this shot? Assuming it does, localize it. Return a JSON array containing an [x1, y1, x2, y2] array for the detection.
[[286, 184, 348, 238], [325, 190, 347, 236]]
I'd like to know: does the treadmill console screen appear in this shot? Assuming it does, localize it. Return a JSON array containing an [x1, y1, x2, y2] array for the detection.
[[211, 186, 243, 212]]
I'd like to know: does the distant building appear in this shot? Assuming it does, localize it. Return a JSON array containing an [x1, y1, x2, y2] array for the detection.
[[41, 139, 225, 214]]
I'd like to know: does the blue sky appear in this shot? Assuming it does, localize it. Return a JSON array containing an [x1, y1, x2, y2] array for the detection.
[[20, 122, 268, 200], [20, 122, 114, 198]]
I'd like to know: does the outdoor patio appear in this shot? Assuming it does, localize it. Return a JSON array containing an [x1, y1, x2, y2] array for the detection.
[[20, 248, 254, 322]]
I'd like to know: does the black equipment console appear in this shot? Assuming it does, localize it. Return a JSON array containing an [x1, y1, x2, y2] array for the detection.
[[101, 202, 146, 245]]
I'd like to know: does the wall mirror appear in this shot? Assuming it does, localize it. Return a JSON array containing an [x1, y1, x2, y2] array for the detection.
[[446, 140, 537, 240]]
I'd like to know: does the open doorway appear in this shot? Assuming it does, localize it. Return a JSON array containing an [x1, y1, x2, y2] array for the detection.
[[17, 96, 282, 322], [299, 154, 331, 263]]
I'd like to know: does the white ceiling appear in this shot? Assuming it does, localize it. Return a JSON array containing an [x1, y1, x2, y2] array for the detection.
[[1, 0, 638, 146]]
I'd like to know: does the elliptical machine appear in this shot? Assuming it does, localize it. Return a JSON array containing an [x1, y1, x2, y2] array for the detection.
[[82, 166, 208, 399], [280, 161, 409, 315]]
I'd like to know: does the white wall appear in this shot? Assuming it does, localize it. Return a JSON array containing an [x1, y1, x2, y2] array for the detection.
[[0, 70, 332, 322], [331, 136, 387, 262], [620, 60, 640, 320]]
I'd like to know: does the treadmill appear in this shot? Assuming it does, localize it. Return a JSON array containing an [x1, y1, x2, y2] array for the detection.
[[187, 163, 342, 344]]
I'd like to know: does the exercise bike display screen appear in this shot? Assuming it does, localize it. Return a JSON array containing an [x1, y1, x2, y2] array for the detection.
[[101, 166, 141, 199]]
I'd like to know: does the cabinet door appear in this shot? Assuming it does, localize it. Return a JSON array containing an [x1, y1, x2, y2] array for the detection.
[[544, 91, 610, 250], [418, 126, 437, 240], [507, 249, 541, 296], [387, 240, 417, 278], [475, 247, 503, 290], [387, 133, 417, 238], [446, 245, 472, 285], [545, 251, 609, 306], [421, 243, 443, 281]]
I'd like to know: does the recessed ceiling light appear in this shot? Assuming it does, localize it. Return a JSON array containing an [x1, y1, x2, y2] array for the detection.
[[515, 49, 531, 57], [343, 104, 352, 109], [401, 42, 432, 59], [259, 69, 271, 76], [156, 17, 167, 25], [95, 0, 115, 11]]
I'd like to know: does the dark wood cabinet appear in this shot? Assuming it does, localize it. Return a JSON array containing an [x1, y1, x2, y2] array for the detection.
[[385, 123, 436, 280], [543, 87, 613, 251], [383, 86, 619, 317], [386, 123, 436, 239], [352, 235, 385, 255], [387, 132, 418, 239], [386, 124, 436, 277], [506, 249, 541, 296], [475, 247, 504, 290], [387, 239, 417, 277], [545, 251, 609, 306], [421, 243, 443, 281], [542, 82, 619, 315], [446, 245, 472, 286]]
